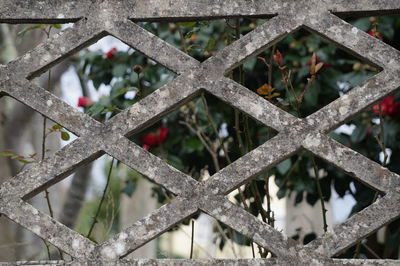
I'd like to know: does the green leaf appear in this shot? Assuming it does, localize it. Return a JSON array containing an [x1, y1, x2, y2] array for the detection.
[[112, 64, 128, 77], [52, 124, 63, 130], [167, 155, 184, 171], [178, 22, 197, 27], [327, 132, 349, 145], [61, 131, 70, 141], [18, 159, 34, 164], [277, 187, 287, 199], [18, 25, 43, 36], [92, 77, 103, 89], [0, 151, 15, 157], [350, 18, 370, 32], [53, 24, 62, 29], [87, 236, 99, 244], [111, 87, 135, 99], [243, 57, 257, 71], [105, 106, 121, 113], [205, 39, 216, 52], [185, 30, 194, 39], [86, 104, 106, 116], [350, 123, 368, 143], [277, 159, 292, 175], [294, 192, 303, 205], [304, 81, 320, 106], [183, 138, 204, 153]]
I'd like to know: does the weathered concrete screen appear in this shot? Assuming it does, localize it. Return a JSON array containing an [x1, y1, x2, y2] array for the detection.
[[1, 0, 400, 265]]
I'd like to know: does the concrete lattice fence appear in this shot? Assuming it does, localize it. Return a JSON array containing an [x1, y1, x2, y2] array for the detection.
[[1, 0, 400, 265]]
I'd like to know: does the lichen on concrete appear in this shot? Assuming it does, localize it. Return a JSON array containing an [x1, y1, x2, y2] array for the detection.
[[0, 0, 399, 264]]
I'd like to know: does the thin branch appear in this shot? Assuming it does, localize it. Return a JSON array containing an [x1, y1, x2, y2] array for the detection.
[[311, 156, 328, 233], [177, 24, 189, 54], [87, 158, 115, 239], [362, 242, 382, 259], [41, 64, 63, 260], [200, 93, 231, 164], [190, 220, 195, 259], [179, 121, 221, 172], [215, 221, 238, 258], [177, 226, 213, 258]]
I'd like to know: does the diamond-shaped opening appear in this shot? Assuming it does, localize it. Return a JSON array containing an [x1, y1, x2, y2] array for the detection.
[[28, 154, 174, 248], [343, 15, 400, 48], [30, 35, 177, 123], [0, 95, 77, 179], [228, 28, 382, 118], [334, 220, 400, 260], [0, 23, 74, 64], [228, 150, 381, 247], [328, 95, 400, 259], [208, 215, 268, 259], [129, 91, 277, 178], [136, 18, 269, 62], [119, 211, 258, 259], [329, 90, 400, 174], [0, 215, 56, 262]]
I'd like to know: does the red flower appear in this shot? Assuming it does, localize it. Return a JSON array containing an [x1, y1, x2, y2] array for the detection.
[[372, 96, 400, 116], [77, 97, 92, 108], [143, 144, 150, 151], [141, 126, 170, 149], [158, 126, 169, 143], [273, 50, 283, 65], [367, 29, 383, 39], [141, 133, 159, 147], [105, 47, 117, 59]]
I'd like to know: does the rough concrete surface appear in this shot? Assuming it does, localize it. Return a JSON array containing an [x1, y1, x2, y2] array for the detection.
[[0, 0, 399, 265]]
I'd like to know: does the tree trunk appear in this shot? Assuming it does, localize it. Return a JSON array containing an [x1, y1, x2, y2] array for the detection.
[[58, 166, 92, 229]]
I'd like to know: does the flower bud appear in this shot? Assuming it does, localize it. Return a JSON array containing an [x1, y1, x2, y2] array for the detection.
[[133, 65, 143, 74]]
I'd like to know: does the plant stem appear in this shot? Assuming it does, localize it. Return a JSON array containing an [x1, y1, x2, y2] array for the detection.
[[190, 220, 195, 259], [243, 116, 253, 153], [201, 94, 231, 164], [234, 110, 245, 155], [263, 49, 276, 229], [265, 176, 274, 227], [268, 45, 276, 87], [215, 221, 238, 258], [232, 18, 246, 158], [280, 69, 301, 116], [137, 72, 143, 100], [249, 183, 268, 223], [180, 121, 221, 171], [232, 18, 262, 258], [200, 94, 258, 256], [353, 241, 361, 259], [41, 66, 64, 260], [378, 104, 388, 166], [177, 24, 189, 54], [87, 158, 115, 239], [362, 242, 381, 259], [42, 116, 54, 217], [43, 243, 51, 260], [311, 156, 328, 233], [297, 75, 316, 104], [354, 104, 388, 258]]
